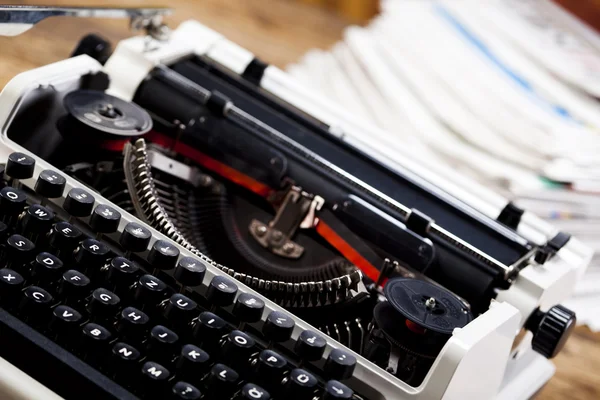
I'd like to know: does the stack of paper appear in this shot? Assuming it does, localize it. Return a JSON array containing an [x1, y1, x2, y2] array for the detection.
[[287, 0, 600, 326]]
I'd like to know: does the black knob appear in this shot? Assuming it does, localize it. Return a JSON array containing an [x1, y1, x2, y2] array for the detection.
[[323, 380, 353, 399], [89, 204, 121, 234], [140, 361, 171, 395], [237, 383, 270, 400], [205, 364, 239, 396], [48, 222, 82, 254], [171, 381, 202, 400], [111, 342, 142, 381], [74, 239, 110, 273], [526, 305, 576, 359], [0, 187, 27, 216], [58, 270, 91, 301], [6, 152, 35, 180], [5, 234, 36, 268], [255, 349, 287, 387], [324, 349, 356, 380], [86, 288, 121, 319], [192, 311, 227, 349], [71, 34, 112, 65], [35, 170, 66, 199], [148, 239, 180, 271], [233, 293, 265, 325], [80, 323, 112, 356], [0, 268, 25, 304], [116, 307, 150, 342], [221, 330, 255, 369], [50, 305, 83, 340], [295, 330, 327, 362], [284, 369, 318, 400], [206, 275, 238, 307], [146, 325, 179, 363], [263, 311, 295, 343], [20, 286, 54, 322], [176, 344, 211, 382], [163, 293, 197, 327], [20, 205, 54, 237], [174, 257, 206, 287], [106, 257, 140, 292], [63, 188, 95, 217], [134, 274, 168, 308], [31, 252, 64, 281], [120, 222, 151, 253]]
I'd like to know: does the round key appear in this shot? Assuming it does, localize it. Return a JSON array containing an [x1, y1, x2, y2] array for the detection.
[[63, 188, 95, 217], [31, 252, 63, 281], [148, 240, 179, 271], [58, 269, 91, 300], [206, 275, 238, 307], [171, 381, 202, 400], [263, 311, 295, 343], [205, 364, 239, 395], [134, 274, 168, 307], [35, 170, 66, 199], [87, 288, 120, 319], [0, 268, 24, 302], [176, 344, 211, 381], [20, 286, 53, 319], [0, 187, 27, 215], [89, 204, 121, 233], [233, 293, 265, 325], [192, 311, 227, 348], [81, 323, 112, 355], [140, 361, 171, 394], [324, 349, 356, 380], [111, 342, 141, 379], [50, 305, 83, 338], [174, 257, 205, 287], [221, 330, 255, 369], [6, 152, 35, 179], [284, 369, 318, 400], [323, 380, 353, 399], [106, 257, 140, 291], [120, 222, 151, 253], [256, 350, 287, 386], [20, 205, 54, 236], [295, 330, 327, 362], [5, 234, 35, 265], [238, 383, 270, 400], [163, 293, 197, 326], [147, 325, 179, 362], [48, 222, 82, 252], [74, 239, 110, 270], [116, 306, 150, 341]]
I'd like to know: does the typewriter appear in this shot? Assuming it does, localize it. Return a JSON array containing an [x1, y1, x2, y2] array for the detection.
[[0, 6, 592, 400]]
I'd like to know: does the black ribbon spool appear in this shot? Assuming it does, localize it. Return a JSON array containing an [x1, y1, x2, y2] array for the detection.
[[364, 278, 473, 386]]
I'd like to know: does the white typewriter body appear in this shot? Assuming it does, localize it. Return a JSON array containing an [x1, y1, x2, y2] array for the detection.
[[0, 20, 592, 400]]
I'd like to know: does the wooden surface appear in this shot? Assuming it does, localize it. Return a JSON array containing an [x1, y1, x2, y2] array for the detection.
[[1, 1, 599, 399]]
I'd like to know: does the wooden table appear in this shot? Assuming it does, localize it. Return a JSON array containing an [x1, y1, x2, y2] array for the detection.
[[1, 1, 598, 399]]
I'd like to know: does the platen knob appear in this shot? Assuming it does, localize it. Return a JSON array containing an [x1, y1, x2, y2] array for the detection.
[[526, 304, 576, 359]]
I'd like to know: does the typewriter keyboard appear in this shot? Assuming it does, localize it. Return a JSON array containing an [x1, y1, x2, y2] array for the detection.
[[0, 152, 362, 400]]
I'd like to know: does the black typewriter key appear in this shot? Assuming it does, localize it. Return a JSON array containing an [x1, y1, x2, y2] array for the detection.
[[35, 170, 66, 201], [0, 187, 27, 221], [50, 305, 83, 339], [296, 330, 327, 362], [263, 311, 295, 344], [59, 269, 91, 302], [163, 293, 197, 327], [63, 188, 95, 218], [221, 330, 255, 369], [147, 325, 179, 363], [134, 274, 168, 309], [31, 252, 63, 282], [206, 275, 238, 310], [140, 361, 171, 395], [48, 222, 82, 256], [324, 349, 356, 381], [284, 368, 318, 400], [238, 383, 271, 400], [174, 256, 206, 289], [322, 380, 353, 399], [89, 204, 121, 234], [106, 256, 139, 292], [74, 239, 110, 274], [20, 286, 53, 322], [116, 306, 150, 342], [233, 293, 265, 329], [192, 311, 227, 348], [255, 349, 288, 387], [171, 381, 202, 400], [6, 152, 35, 180], [5, 234, 35, 269], [148, 239, 179, 274], [205, 363, 239, 396], [87, 288, 120, 320], [176, 344, 211, 381], [20, 205, 54, 241], [111, 342, 141, 380], [120, 222, 151, 255], [0, 268, 24, 304]]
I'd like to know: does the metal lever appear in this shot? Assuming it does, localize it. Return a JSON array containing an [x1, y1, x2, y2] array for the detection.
[[0, 5, 171, 39]]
